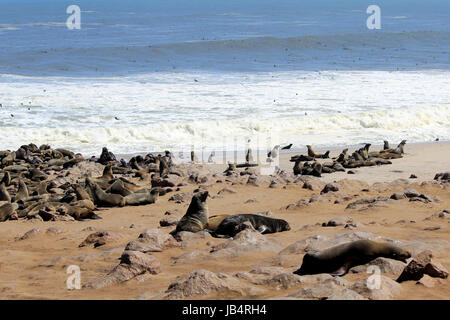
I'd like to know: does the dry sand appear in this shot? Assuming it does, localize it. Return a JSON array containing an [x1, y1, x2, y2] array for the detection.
[[0, 141, 448, 300]]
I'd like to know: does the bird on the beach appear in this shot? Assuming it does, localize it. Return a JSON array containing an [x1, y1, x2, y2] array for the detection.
[[267, 145, 280, 161], [246, 148, 253, 163], [208, 151, 215, 163], [114, 117, 120, 120], [10, 114, 14, 117]]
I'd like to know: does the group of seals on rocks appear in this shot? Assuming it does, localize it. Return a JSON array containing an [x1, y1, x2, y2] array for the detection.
[[291, 140, 407, 177]]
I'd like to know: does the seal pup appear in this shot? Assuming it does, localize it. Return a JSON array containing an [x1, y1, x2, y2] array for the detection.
[[175, 191, 209, 234], [213, 214, 290, 238], [281, 143, 293, 150], [293, 240, 411, 276]]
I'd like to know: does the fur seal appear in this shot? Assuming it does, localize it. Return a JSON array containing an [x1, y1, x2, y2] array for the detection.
[[72, 184, 91, 201], [98, 147, 117, 165], [159, 156, 169, 177], [123, 189, 159, 206], [66, 200, 97, 220], [293, 159, 302, 175], [15, 180, 29, 202], [307, 145, 330, 159], [293, 240, 411, 276], [381, 140, 406, 155], [336, 148, 348, 163], [0, 202, 19, 221], [205, 214, 230, 231], [86, 178, 125, 207], [1, 172, 11, 186], [213, 214, 291, 238], [106, 179, 133, 197], [175, 191, 209, 233], [0, 183, 11, 202]]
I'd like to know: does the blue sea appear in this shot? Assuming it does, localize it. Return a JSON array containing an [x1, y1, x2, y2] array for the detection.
[[0, 0, 449, 155]]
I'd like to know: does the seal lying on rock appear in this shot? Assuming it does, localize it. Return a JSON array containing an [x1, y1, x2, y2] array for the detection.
[[294, 240, 411, 276], [212, 214, 291, 238], [175, 191, 209, 234]]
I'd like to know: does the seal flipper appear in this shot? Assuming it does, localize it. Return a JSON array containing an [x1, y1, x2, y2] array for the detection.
[[330, 266, 348, 277], [330, 260, 352, 276]]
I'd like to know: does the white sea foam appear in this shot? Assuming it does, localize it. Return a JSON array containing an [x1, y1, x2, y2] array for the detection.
[[0, 70, 449, 155]]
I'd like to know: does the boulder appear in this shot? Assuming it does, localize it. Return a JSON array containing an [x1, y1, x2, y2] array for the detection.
[[125, 228, 180, 252], [86, 250, 161, 289]]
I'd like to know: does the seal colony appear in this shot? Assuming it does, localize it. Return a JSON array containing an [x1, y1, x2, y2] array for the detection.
[[0, 144, 175, 221], [291, 140, 406, 177], [0, 141, 449, 300]]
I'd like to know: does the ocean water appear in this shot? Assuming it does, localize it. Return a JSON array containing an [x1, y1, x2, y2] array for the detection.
[[0, 0, 449, 155]]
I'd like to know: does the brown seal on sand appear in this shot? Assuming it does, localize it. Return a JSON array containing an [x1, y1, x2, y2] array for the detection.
[[175, 191, 209, 233], [15, 180, 29, 202], [293, 240, 411, 276], [0, 202, 19, 222], [0, 183, 11, 202], [212, 213, 291, 238], [205, 214, 230, 231], [123, 189, 159, 206]]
